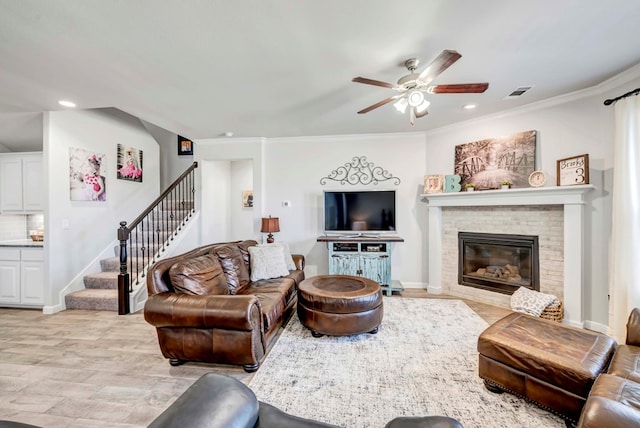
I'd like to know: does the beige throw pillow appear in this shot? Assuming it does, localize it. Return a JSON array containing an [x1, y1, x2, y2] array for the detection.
[[258, 242, 296, 271], [248, 245, 290, 281]]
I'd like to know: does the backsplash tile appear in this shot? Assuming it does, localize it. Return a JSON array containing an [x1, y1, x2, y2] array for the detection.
[[0, 215, 28, 240], [0, 214, 44, 241]]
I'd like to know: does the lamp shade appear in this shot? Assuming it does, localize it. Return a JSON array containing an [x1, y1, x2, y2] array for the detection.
[[260, 217, 280, 233]]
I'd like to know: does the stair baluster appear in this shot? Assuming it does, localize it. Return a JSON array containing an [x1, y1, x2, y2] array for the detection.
[[117, 162, 198, 314]]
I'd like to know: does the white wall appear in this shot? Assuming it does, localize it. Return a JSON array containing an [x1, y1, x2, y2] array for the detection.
[[140, 120, 193, 189], [195, 134, 427, 282], [188, 66, 640, 328], [230, 160, 254, 240], [200, 160, 231, 243], [422, 69, 640, 326], [196, 138, 265, 244], [44, 108, 160, 308]]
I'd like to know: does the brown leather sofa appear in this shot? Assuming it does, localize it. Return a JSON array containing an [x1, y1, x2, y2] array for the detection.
[[577, 308, 640, 427], [144, 240, 304, 372]]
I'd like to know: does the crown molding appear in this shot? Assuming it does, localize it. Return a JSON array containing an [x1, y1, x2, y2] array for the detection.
[[426, 62, 640, 137], [266, 131, 426, 145]]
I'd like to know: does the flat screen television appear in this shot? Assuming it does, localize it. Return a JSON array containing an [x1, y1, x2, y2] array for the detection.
[[323, 190, 396, 234]]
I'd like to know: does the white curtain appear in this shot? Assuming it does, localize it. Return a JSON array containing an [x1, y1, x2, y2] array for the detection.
[[609, 94, 640, 342]]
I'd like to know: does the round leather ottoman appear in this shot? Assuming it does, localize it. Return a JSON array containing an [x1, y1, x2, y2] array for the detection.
[[297, 275, 383, 337]]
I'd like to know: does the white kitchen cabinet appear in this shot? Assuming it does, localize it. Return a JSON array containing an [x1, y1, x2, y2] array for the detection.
[[0, 248, 44, 307], [0, 153, 44, 213]]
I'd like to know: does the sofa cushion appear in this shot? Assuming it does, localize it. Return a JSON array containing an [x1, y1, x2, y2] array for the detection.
[[168, 254, 229, 295], [608, 344, 640, 383], [240, 277, 296, 333], [248, 245, 290, 281], [213, 244, 251, 294]]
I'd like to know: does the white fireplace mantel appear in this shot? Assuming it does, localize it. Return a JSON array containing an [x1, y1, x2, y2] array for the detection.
[[422, 184, 595, 327]]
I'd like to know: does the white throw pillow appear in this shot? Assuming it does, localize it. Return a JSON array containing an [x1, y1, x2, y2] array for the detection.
[[510, 287, 559, 317], [259, 242, 296, 271], [248, 245, 290, 281]]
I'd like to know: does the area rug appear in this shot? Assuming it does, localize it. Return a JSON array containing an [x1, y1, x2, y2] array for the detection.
[[249, 297, 564, 428]]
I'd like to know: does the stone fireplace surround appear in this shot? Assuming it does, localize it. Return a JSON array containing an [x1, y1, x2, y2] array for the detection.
[[423, 185, 594, 327]]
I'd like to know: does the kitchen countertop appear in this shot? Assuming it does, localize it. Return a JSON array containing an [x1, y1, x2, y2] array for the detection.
[[0, 239, 44, 248]]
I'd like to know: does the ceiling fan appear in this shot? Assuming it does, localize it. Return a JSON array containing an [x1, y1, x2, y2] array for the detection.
[[352, 50, 489, 125]]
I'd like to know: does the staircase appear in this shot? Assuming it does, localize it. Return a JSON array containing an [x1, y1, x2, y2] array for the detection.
[[65, 162, 198, 312], [64, 256, 121, 311]]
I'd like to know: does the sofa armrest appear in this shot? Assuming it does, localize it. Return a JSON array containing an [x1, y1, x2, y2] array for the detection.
[[149, 373, 259, 428], [626, 308, 640, 346], [144, 292, 262, 331], [292, 254, 305, 271], [577, 374, 640, 428]]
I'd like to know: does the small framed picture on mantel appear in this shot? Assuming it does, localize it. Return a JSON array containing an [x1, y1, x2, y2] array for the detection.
[[556, 154, 589, 186]]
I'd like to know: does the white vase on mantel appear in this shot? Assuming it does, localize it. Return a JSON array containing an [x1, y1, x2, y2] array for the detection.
[[502, 185, 509, 190], [467, 187, 474, 192]]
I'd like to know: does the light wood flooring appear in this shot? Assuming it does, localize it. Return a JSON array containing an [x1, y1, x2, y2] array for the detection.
[[0, 290, 511, 427]]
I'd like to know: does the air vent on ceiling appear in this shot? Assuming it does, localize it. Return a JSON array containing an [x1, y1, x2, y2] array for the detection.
[[506, 86, 534, 98]]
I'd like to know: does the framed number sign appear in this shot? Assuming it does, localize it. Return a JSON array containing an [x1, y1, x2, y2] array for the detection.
[[556, 154, 589, 186]]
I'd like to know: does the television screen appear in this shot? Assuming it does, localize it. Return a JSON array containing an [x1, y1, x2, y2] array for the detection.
[[324, 190, 396, 233]]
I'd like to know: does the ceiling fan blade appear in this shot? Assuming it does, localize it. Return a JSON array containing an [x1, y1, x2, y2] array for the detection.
[[416, 50, 462, 85], [357, 95, 401, 114], [415, 106, 429, 118], [352, 76, 399, 90], [428, 83, 489, 94]]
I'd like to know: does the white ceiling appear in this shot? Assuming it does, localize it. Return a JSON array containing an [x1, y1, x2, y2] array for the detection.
[[1, 0, 640, 151]]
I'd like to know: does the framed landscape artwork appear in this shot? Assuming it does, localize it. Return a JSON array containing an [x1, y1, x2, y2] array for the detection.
[[454, 130, 537, 189]]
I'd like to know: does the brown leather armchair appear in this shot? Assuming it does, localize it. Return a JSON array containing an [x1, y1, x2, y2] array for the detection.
[[144, 240, 304, 372], [577, 308, 640, 427]]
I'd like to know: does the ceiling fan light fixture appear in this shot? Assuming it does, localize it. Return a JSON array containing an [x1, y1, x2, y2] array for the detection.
[[407, 90, 425, 107], [416, 99, 430, 113], [393, 98, 408, 114]]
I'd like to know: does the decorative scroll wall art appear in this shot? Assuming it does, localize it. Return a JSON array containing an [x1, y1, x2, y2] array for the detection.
[[320, 156, 401, 185]]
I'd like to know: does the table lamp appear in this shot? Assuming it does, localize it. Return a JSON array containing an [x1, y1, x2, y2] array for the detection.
[[261, 216, 280, 243]]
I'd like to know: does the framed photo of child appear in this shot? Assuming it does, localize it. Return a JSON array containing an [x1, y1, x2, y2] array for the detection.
[[423, 174, 444, 194], [117, 144, 143, 182], [69, 147, 106, 201]]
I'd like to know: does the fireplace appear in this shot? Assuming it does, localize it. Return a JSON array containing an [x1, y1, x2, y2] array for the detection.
[[458, 232, 539, 295]]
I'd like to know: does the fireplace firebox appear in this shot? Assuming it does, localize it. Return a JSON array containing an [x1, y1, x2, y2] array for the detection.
[[458, 232, 539, 295]]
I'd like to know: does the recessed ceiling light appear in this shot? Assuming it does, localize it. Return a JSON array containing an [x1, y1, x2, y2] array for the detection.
[[463, 104, 477, 110], [58, 100, 76, 108]]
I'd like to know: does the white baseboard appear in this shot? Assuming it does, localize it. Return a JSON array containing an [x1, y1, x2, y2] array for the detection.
[[400, 281, 427, 289], [583, 320, 609, 334], [42, 303, 64, 314]]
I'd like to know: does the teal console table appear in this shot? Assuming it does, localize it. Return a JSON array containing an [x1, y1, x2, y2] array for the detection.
[[317, 235, 404, 296]]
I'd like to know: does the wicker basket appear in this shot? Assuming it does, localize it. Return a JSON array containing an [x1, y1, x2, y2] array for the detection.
[[540, 300, 564, 322]]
